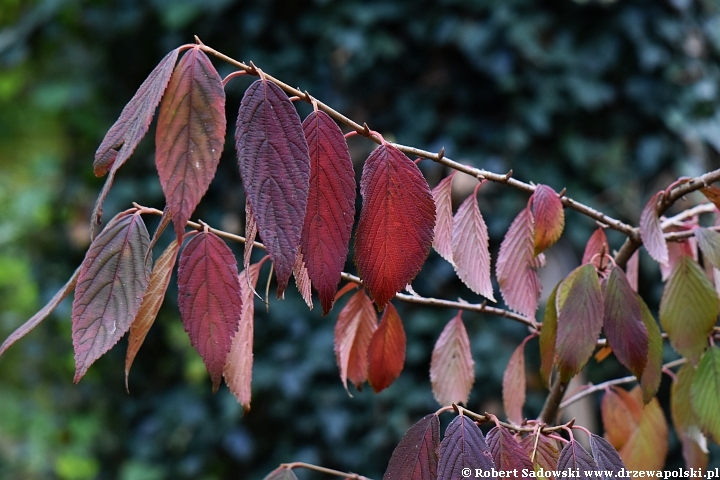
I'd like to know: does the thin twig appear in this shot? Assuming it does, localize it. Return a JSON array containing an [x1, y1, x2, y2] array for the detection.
[[282, 462, 372, 480], [455, 405, 574, 434]]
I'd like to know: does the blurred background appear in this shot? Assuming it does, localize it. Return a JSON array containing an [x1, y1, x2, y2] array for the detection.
[[1, 0, 720, 478]]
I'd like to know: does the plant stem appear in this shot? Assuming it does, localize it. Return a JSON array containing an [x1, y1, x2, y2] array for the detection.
[[282, 462, 372, 480], [538, 379, 569, 425]]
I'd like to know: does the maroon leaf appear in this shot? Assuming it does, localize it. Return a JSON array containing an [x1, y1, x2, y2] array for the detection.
[[539, 283, 560, 387], [367, 302, 406, 392], [0, 267, 79, 357], [301, 111, 355, 315], [432, 173, 456, 264], [557, 440, 598, 477], [383, 414, 440, 480], [589, 434, 627, 478], [244, 202, 257, 273], [452, 191, 494, 300], [72, 211, 151, 382], [520, 435, 560, 475], [639, 192, 669, 266], [177, 230, 243, 392], [156, 47, 226, 242], [236, 78, 310, 296], [486, 426, 533, 473], [555, 264, 603, 382], [292, 252, 313, 309], [626, 250, 639, 292], [496, 207, 542, 318], [531, 185, 565, 255], [502, 340, 527, 424], [603, 266, 648, 379], [430, 312, 475, 406], [438, 415, 495, 479], [582, 228, 610, 267], [126, 239, 179, 389], [355, 144, 435, 310], [334, 289, 378, 392]]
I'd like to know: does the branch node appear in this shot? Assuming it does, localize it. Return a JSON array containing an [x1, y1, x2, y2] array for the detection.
[[362, 122, 371, 136], [437, 146, 445, 161], [557, 187, 567, 198], [504, 169, 514, 181], [194, 35, 205, 46]]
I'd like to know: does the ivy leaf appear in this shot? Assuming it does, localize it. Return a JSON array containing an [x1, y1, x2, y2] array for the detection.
[[582, 228, 609, 266], [236, 78, 310, 296], [430, 312, 474, 406], [72, 211, 151, 382], [334, 289, 378, 392], [539, 282, 560, 387], [603, 266, 648, 379], [691, 346, 720, 442], [125, 239, 179, 389], [557, 440, 598, 476], [0, 267, 79, 357], [674, 363, 709, 469], [382, 414, 440, 480], [355, 144, 435, 310], [555, 264, 603, 382], [502, 341, 527, 424], [452, 191, 494, 301], [300, 111, 355, 315], [531, 185, 564, 256], [589, 434, 626, 478], [486, 426, 533, 472], [431, 173, 456, 264], [155, 48, 226, 242], [701, 185, 720, 210], [638, 294, 663, 403], [262, 466, 298, 480], [639, 192, 668, 266], [520, 435, 560, 475], [292, 252, 313, 309], [224, 259, 265, 410], [659, 255, 719, 364], [367, 302, 406, 392], [178, 231, 243, 392], [437, 415, 495, 479], [695, 227, 720, 270], [497, 207, 542, 318]]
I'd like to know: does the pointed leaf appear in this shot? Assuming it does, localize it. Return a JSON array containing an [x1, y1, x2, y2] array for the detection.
[[125, 240, 179, 388], [430, 312, 474, 406], [437, 415, 495, 479], [262, 466, 298, 480], [695, 226, 720, 270], [638, 294, 663, 403], [300, 111, 355, 315], [0, 267, 79, 357], [660, 226, 697, 281], [432, 173, 456, 264], [660, 255, 719, 364], [582, 228, 610, 266], [224, 260, 264, 410], [355, 144, 435, 310], [334, 289, 378, 391], [589, 434, 626, 478], [557, 440, 598, 477], [555, 264, 604, 382], [292, 252, 313, 309], [626, 250, 639, 292], [539, 283, 560, 386], [486, 426, 533, 472], [236, 78, 310, 296], [502, 341, 526, 424], [673, 363, 709, 468], [244, 202, 257, 272], [177, 231, 243, 392], [156, 48, 226, 242], [603, 266, 648, 378], [383, 414, 440, 480], [367, 303, 406, 392], [639, 192, 669, 266], [497, 207, 542, 318], [72, 211, 151, 382], [520, 435, 560, 475], [452, 193, 494, 300], [532, 185, 564, 255], [691, 346, 720, 442], [602, 387, 641, 450], [701, 185, 720, 210]]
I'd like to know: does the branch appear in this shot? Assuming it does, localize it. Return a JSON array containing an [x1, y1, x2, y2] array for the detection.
[[455, 405, 574, 435], [281, 462, 372, 480]]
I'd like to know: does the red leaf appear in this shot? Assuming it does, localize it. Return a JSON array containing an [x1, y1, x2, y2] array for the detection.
[[582, 228, 609, 267], [300, 111, 355, 315], [367, 303, 406, 392], [156, 47, 226, 242], [626, 250, 639, 292], [486, 427, 533, 472], [292, 252, 313, 309], [355, 144, 435, 310], [432, 173, 456, 264], [502, 340, 527, 424], [177, 231, 243, 392], [603, 266, 648, 379], [0, 267, 79, 357], [660, 225, 697, 281], [701, 185, 720, 210], [555, 264, 603, 382], [496, 207, 542, 318], [451, 192, 494, 301], [236, 78, 310, 296], [383, 414, 440, 480], [532, 185, 565, 255], [430, 312, 475, 406], [224, 259, 265, 410], [639, 192, 669, 266], [72, 211, 151, 382], [437, 415, 495, 479], [334, 289, 378, 392], [125, 239, 179, 389]]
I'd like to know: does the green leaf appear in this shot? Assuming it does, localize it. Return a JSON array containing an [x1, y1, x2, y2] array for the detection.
[[539, 282, 559, 387], [638, 294, 663, 404], [691, 346, 720, 442], [659, 255, 719, 364]]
